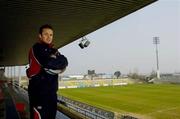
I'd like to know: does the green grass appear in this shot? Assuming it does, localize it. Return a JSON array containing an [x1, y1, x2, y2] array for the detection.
[[58, 84, 180, 119]]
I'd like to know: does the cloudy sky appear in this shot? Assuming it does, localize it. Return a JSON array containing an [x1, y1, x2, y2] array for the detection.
[[59, 0, 180, 75]]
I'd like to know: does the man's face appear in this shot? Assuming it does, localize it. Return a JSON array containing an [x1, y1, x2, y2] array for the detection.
[[39, 28, 53, 44]]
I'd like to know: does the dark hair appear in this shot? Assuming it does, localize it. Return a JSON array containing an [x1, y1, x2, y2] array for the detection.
[[39, 24, 53, 34]]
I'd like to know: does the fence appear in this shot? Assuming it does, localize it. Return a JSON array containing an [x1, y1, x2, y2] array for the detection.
[[13, 80, 140, 119], [58, 96, 114, 119], [59, 79, 129, 89], [13, 80, 114, 119]]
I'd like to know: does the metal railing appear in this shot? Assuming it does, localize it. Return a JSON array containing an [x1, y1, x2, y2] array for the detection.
[[58, 96, 114, 119], [12, 81, 139, 119], [13, 80, 114, 119]]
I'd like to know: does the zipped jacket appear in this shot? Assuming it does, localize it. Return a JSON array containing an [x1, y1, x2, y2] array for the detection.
[[27, 42, 68, 94]]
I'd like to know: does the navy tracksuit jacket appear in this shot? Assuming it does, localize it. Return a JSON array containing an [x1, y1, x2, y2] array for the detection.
[[27, 42, 68, 119]]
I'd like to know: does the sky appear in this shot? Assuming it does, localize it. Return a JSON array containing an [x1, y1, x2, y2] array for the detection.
[[59, 0, 180, 75], [4, 0, 180, 76]]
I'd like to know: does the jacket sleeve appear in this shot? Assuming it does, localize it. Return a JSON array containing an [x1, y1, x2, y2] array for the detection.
[[33, 43, 53, 67], [33, 43, 68, 70], [46, 54, 68, 70]]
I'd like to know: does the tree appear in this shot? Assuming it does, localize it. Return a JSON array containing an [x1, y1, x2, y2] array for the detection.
[[114, 71, 121, 79]]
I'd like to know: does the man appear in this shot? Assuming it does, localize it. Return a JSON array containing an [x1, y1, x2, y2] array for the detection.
[[27, 24, 68, 119]]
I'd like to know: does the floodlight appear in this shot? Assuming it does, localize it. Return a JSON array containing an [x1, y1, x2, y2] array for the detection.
[[79, 37, 90, 49]]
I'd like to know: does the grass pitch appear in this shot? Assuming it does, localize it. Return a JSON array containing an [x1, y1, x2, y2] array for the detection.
[[58, 84, 180, 119]]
